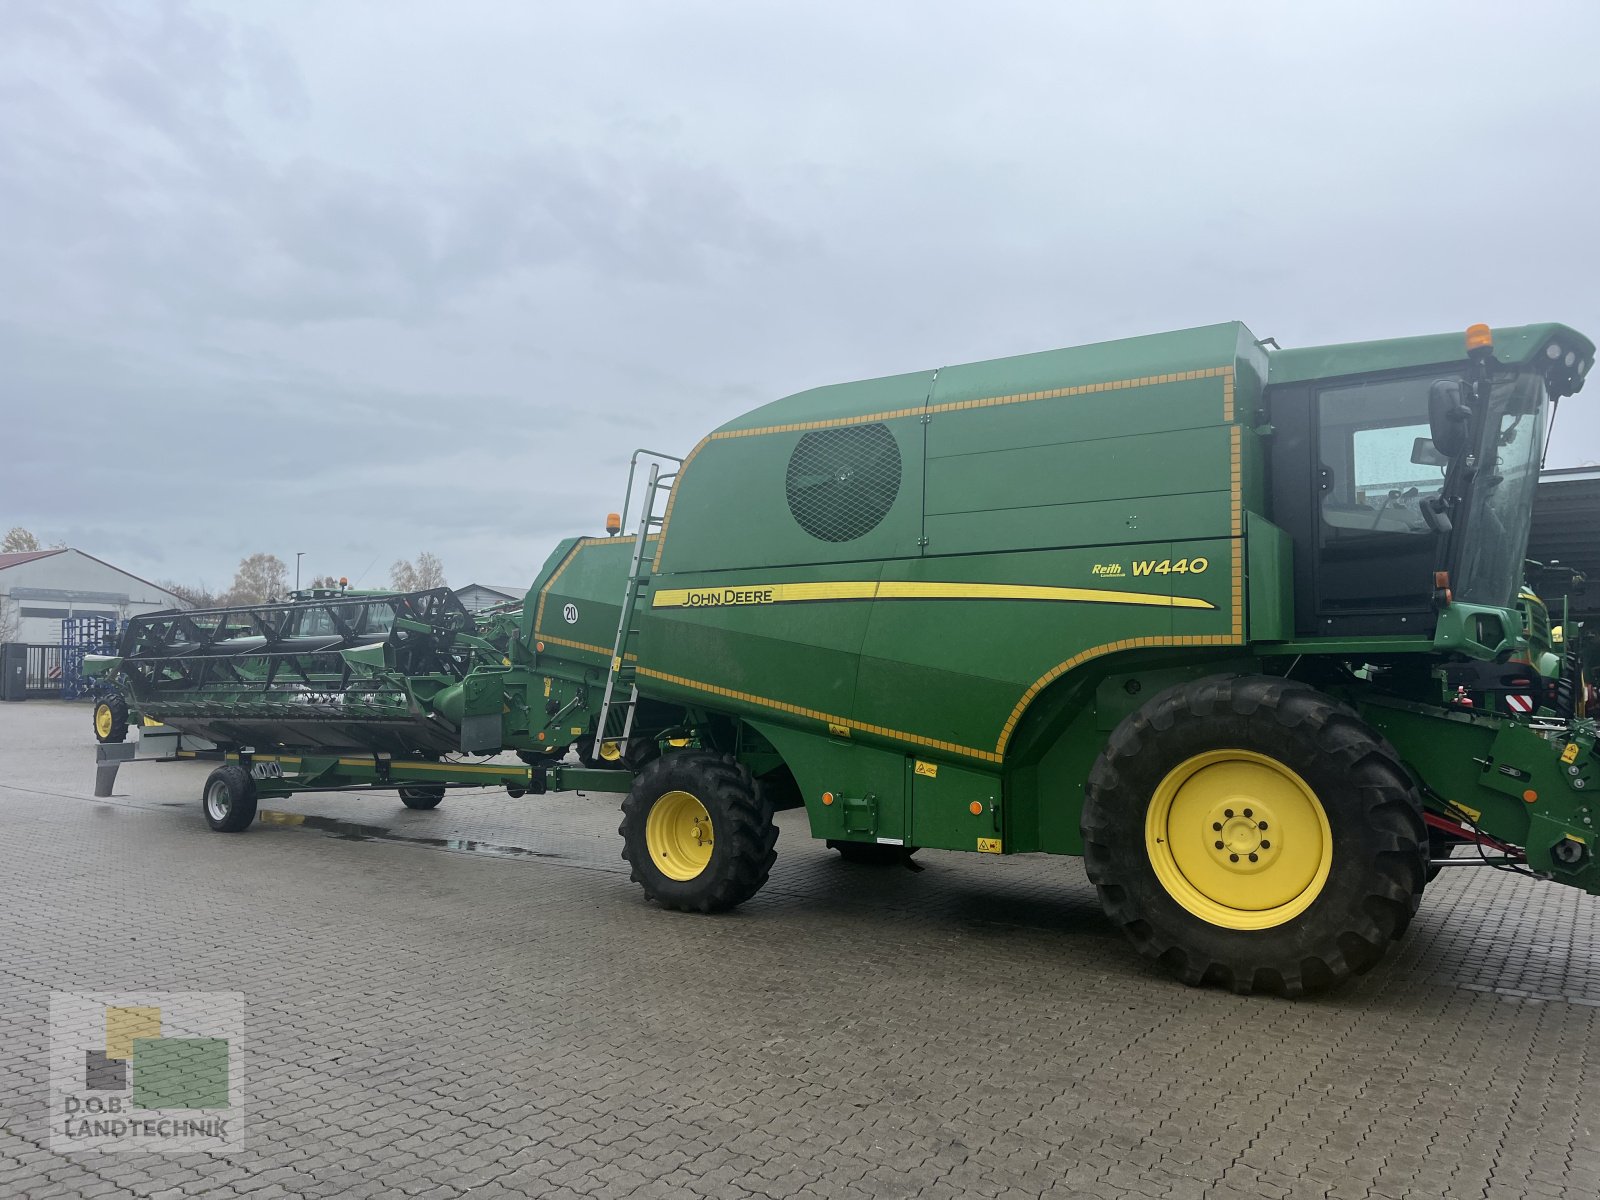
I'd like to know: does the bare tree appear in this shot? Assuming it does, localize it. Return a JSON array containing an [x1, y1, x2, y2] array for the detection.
[[158, 581, 222, 610], [3, 527, 40, 553], [390, 552, 446, 592], [225, 553, 290, 605], [0, 597, 18, 644]]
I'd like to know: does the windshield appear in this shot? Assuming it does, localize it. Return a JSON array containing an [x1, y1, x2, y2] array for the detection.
[[1453, 372, 1548, 608]]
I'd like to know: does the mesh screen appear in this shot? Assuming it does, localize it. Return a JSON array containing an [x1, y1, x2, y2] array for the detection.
[[785, 423, 902, 542]]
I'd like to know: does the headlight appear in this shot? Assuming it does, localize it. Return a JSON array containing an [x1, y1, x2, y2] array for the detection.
[[1547, 343, 1563, 359]]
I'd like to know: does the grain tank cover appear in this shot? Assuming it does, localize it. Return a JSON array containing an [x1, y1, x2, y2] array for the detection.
[[657, 322, 1265, 575]]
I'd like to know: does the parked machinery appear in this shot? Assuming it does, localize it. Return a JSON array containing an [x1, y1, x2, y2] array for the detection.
[[90, 320, 1598, 994]]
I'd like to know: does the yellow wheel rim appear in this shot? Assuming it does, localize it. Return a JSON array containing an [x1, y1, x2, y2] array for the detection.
[[94, 704, 114, 739], [1145, 749, 1332, 930], [645, 790, 715, 881]]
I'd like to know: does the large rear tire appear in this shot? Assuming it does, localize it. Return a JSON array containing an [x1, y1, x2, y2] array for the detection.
[[620, 752, 777, 912], [1082, 675, 1425, 997]]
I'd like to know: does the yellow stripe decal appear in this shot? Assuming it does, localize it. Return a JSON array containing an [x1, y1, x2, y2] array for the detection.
[[652, 580, 1214, 611], [635, 665, 1003, 764]]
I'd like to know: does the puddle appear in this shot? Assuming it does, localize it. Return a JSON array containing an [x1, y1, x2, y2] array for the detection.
[[256, 810, 564, 861]]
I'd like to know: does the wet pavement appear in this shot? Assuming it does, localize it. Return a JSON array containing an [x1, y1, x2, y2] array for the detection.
[[3, 699, 1599, 1199]]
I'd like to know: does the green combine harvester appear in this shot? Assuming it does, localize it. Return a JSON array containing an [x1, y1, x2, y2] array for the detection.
[[89, 319, 1598, 996]]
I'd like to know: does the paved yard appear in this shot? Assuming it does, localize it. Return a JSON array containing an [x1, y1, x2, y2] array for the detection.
[[2, 700, 1597, 1199]]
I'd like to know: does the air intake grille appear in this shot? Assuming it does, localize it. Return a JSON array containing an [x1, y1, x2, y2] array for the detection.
[[785, 423, 902, 543]]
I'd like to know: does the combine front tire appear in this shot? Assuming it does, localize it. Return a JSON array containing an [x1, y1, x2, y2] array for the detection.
[[202, 765, 258, 832], [399, 785, 446, 810], [1082, 675, 1425, 997], [93, 695, 129, 744], [620, 752, 777, 912]]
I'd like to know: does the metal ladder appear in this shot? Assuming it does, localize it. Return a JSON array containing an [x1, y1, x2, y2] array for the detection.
[[592, 450, 682, 763]]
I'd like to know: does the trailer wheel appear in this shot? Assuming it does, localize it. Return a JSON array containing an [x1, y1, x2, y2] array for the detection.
[[202, 765, 258, 833], [827, 839, 919, 865], [398, 785, 446, 810], [619, 752, 777, 912], [1083, 675, 1425, 997], [93, 695, 129, 744]]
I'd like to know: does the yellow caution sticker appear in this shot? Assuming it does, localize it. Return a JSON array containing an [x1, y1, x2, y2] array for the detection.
[[1562, 742, 1581, 764], [914, 760, 938, 778], [977, 838, 1002, 854], [544, 677, 552, 697], [570, 726, 584, 736], [1451, 802, 1482, 823], [828, 722, 850, 738]]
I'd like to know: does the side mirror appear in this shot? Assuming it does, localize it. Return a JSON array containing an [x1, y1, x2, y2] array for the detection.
[[1428, 379, 1472, 458], [1410, 437, 1449, 467]]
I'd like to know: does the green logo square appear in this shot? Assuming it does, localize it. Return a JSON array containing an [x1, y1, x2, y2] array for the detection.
[[131, 1038, 230, 1110]]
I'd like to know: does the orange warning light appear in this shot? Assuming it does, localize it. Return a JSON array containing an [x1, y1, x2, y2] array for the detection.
[[605, 512, 622, 535], [1466, 323, 1493, 352]]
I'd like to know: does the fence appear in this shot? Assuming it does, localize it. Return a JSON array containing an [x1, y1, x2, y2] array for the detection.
[[24, 644, 62, 697]]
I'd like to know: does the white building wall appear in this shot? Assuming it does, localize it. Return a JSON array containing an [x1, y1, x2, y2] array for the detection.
[[0, 551, 186, 644]]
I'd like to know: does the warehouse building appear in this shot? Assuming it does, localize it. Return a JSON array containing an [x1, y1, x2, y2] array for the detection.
[[454, 583, 526, 613], [0, 549, 187, 644]]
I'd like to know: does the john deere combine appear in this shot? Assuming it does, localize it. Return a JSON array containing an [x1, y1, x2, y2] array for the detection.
[[89, 319, 1598, 995]]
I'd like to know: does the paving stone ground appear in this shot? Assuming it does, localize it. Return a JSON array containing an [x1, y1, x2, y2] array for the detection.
[[2, 699, 1598, 1199]]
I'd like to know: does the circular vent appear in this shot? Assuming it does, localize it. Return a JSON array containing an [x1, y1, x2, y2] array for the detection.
[[785, 422, 902, 542]]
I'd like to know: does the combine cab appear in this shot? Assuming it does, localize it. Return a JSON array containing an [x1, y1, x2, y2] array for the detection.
[[91, 320, 1599, 996]]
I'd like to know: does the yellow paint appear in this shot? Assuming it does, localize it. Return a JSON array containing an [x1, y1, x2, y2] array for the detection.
[[1569, 833, 1588, 845], [637, 665, 1001, 763], [257, 811, 306, 826], [914, 760, 938, 778], [105, 1007, 161, 1061], [977, 838, 1002, 854], [651, 579, 1214, 612], [94, 704, 114, 739], [142, 716, 162, 727], [1145, 749, 1332, 930], [1562, 742, 1580, 764], [646, 789, 714, 880]]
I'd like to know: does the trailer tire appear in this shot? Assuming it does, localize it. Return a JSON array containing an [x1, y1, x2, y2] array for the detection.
[[620, 752, 777, 913], [399, 785, 446, 810], [1082, 675, 1426, 997], [827, 839, 919, 865], [202, 765, 258, 832], [93, 695, 129, 744]]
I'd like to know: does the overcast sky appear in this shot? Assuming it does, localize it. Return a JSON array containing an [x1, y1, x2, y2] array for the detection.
[[4, 0, 1597, 595]]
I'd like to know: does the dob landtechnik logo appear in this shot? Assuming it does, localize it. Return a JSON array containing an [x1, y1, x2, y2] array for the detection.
[[50, 992, 243, 1153]]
